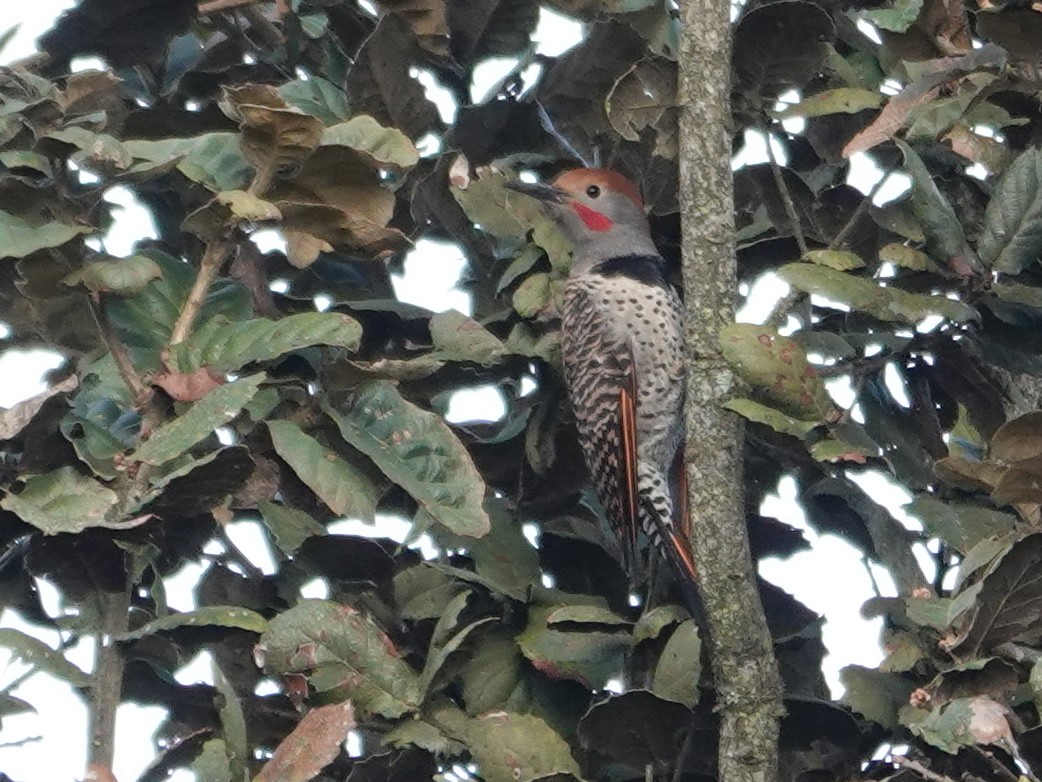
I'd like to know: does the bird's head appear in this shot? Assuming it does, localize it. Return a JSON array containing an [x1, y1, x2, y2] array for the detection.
[[506, 168, 656, 267]]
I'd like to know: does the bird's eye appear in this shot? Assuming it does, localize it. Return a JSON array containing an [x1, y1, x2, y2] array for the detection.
[[586, 185, 601, 198]]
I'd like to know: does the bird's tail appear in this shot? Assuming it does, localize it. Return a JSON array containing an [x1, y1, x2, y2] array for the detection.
[[642, 496, 703, 624]]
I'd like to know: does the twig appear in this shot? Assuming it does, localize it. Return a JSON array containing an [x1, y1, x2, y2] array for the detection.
[[764, 289, 805, 331], [829, 172, 890, 251], [242, 6, 285, 48], [763, 129, 808, 256], [86, 293, 152, 405], [894, 756, 957, 782], [198, 0, 264, 13], [972, 746, 1021, 782], [87, 585, 132, 772], [168, 240, 234, 346], [994, 641, 1042, 665], [816, 349, 894, 379], [218, 525, 266, 582], [671, 718, 699, 782]]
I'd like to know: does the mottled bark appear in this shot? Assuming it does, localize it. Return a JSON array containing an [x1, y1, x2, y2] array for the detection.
[[677, 3, 784, 781]]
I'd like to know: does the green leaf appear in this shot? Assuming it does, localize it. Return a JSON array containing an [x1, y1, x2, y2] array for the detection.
[[384, 715, 466, 756], [979, 147, 1042, 273], [213, 661, 248, 782], [169, 312, 362, 373], [802, 249, 865, 270], [125, 133, 253, 192], [433, 498, 540, 598], [878, 243, 940, 272], [517, 604, 630, 688], [189, 739, 232, 782], [44, 127, 133, 172], [905, 496, 1017, 554], [633, 605, 688, 643], [419, 594, 495, 698], [182, 190, 282, 240], [860, 0, 924, 32], [546, 605, 633, 627], [723, 398, 819, 438], [279, 77, 351, 124], [320, 115, 419, 170], [905, 74, 997, 143], [896, 140, 982, 276], [259, 599, 421, 718], [118, 606, 269, 640], [324, 382, 489, 537], [0, 210, 90, 259], [0, 628, 90, 687], [462, 711, 582, 782], [394, 565, 465, 621], [259, 501, 326, 555], [903, 696, 1011, 754], [512, 272, 553, 318], [1, 466, 123, 534], [107, 250, 251, 369], [772, 87, 881, 119], [652, 620, 701, 707], [451, 165, 573, 271], [132, 374, 264, 466], [460, 632, 526, 714], [904, 584, 981, 631], [429, 309, 506, 365], [720, 323, 836, 419], [880, 630, 926, 672], [840, 665, 915, 729], [267, 420, 378, 520], [62, 255, 162, 295], [777, 263, 977, 324]]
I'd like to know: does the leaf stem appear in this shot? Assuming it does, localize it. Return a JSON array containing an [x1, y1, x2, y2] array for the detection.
[[763, 128, 808, 256], [169, 240, 233, 346], [86, 293, 152, 405], [829, 172, 890, 252], [894, 756, 957, 782], [87, 584, 132, 773]]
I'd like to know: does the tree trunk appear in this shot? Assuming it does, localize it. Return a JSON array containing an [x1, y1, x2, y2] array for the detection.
[[677, 3, 784, 781]]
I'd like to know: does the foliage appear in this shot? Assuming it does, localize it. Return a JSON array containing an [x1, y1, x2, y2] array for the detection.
[[5, 0, 1042, 781]]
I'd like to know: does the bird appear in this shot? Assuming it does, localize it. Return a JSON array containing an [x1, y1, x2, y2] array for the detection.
[[506, 168, 699, 614]]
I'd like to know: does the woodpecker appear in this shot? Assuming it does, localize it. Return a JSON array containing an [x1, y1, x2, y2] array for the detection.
[[507, 169, 698, 611]]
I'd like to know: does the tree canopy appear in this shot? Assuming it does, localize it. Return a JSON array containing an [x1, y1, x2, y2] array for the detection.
[[4, 0, 1042, 781]]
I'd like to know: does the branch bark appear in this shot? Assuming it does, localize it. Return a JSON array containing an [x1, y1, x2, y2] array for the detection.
[[677, 3, 784, 781], [87, 585, 131, 773]]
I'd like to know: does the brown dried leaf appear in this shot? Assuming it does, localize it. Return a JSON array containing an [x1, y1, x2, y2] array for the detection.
[[219, 84, 324, 179], [990, 412, 1042, 464], [152, 367, 225, 402], [377, 0, 449, 55], [255, 701, 357, 782]]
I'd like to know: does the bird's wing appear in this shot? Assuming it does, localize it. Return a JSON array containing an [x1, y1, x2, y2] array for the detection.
[[617, 367, 641, 566], [562, 285, 641, 570]]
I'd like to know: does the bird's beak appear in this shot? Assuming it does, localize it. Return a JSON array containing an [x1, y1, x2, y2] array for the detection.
[[504, 179, 565, 204]]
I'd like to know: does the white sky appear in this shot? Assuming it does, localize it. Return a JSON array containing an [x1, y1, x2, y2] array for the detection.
[[0, 6, 922, 781]]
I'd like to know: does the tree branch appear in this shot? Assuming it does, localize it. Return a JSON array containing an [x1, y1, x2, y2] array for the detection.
[[87, 293, 152, 405], [168, 240, 234, 346], [87, 585, 132, 773], [678, 3, 783, 782]]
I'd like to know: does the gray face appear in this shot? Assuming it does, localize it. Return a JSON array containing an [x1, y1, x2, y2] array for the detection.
[[506, 170, 659, 270]]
